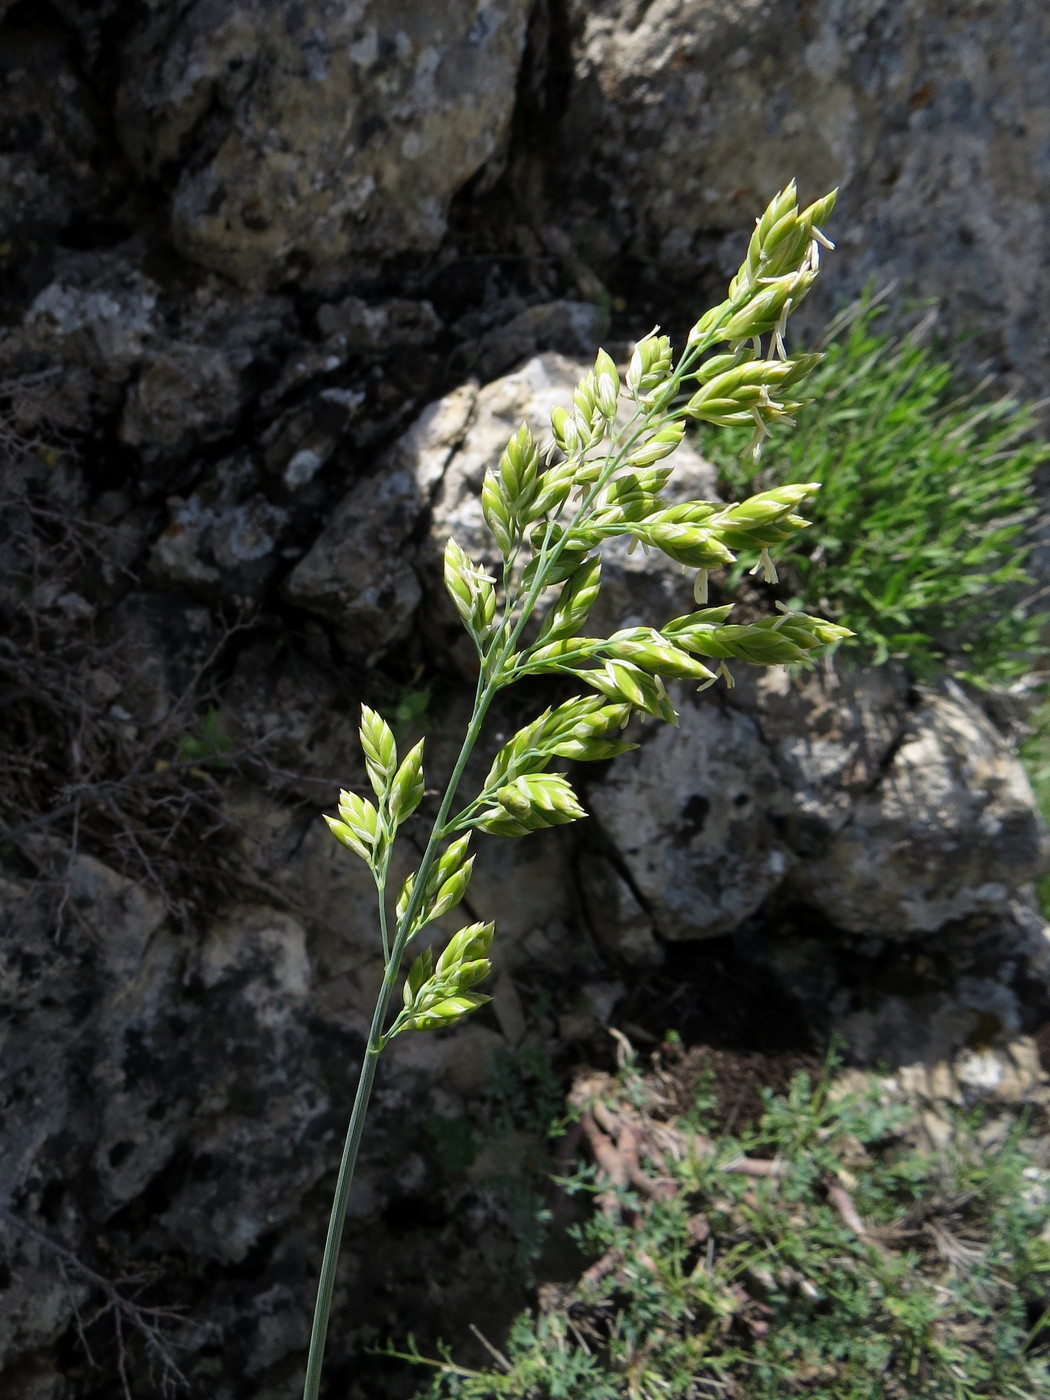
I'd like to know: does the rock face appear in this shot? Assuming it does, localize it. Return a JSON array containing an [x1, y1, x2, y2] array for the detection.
[[284, 382, 477, 656], [3, 3, 1050, 1395], [9, 1, 1045, 382], [559, 0, 1050, 391], [0, 824, 559, 1400], [793, 686, 1047, 938], [3, 344, 1050, 1400], [588, 699, 789, 942], [0, 24, 127, 254], [0, 248, 298, 482], [114, 0, 532, 289]]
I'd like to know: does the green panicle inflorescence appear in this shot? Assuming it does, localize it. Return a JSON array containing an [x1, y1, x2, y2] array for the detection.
[[304, 182, 851, 1400], [325, 181, 848, 1040]]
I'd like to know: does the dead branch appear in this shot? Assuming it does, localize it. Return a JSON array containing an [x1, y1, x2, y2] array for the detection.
[[0, 1207, 188, 1397]]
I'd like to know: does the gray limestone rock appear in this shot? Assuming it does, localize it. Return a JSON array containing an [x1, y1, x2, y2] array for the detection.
[[588, 696, 790, 941], [315, 296, 443, 353], [471, 300, 603, 382], [790, 684, 1049, 938], [579, 852, 664, 966], [284, 382, 477, 657], [751, 660, 913, 854], [119, 342, 244, 458], [0, 253, 162, 432], [114, 0, 532, 290], [0, 248, 295, 453], [97, 591, 217, 732], [559, 0, 1050, 394], [222, 639, 360, 797], [749, 898, 1050, 1073], [156, 905, 319, 1265], [148, 452, 292, 601], [0, 846, 335, 1390], [0, 25, 127, 248], [0, 853, 171, 1365]]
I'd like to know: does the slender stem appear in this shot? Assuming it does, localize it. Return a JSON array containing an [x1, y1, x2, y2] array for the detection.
[[301, 672, 494, 1400], [302, 961, 400, 1400], [377, 869, 390, 964], [300, 396, 673, 1400]]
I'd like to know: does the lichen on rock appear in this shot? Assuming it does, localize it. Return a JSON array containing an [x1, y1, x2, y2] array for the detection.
[[114, 0, 533, 290]]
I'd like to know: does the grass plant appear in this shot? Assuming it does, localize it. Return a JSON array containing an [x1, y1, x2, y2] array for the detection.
[[705, 292, 1050, 684], [400, 1056, 1050, 1399], [301, 184, 849, 1399]]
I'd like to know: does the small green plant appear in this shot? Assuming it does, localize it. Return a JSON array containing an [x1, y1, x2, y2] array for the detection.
[[705, 293, 1050, 684], [403, 1061, 1050, 1399], [300, 183, 850, 1400], [488, 1044, 566, 1141], [174, 705, 233, 765], [481, 1045, 568, 1281], [383, 683, 432, 746]]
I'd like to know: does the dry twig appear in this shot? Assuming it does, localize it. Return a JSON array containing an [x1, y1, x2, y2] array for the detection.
[[0, 1207, 188, 1398]]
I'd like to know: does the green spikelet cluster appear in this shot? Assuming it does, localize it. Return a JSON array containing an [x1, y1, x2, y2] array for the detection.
[[325, 181, 847, 1044], [305, 182, 851, 1400]]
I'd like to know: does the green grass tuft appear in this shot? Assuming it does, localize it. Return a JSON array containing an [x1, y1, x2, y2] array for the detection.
[[401, 1058, 1050, 1399], [704, 294, 1050, 685]]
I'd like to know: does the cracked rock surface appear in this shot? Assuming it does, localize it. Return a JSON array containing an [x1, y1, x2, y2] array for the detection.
[[2, 4, 1049, 1396]]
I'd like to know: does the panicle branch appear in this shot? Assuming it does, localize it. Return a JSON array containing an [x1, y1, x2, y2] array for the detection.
[[304, 180, 850, 1400], [323, 180, 848, 1039]]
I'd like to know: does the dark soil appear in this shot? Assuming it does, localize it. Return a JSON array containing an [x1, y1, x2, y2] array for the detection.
[[652, 1040, 820, 1136]]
